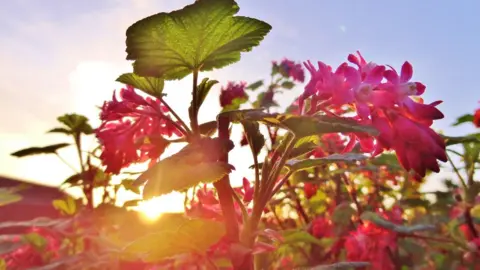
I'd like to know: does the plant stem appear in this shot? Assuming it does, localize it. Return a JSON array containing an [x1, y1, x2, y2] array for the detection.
[[447, 153, 468, 190], [190, 70, 200, 135], [160, 98, 191, 135], [286, 180, 310, 224], [213, 116, 239, 242], [55, 153, 78, 173]]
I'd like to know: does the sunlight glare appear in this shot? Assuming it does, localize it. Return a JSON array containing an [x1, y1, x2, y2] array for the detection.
[[135, 192, 185, 221]]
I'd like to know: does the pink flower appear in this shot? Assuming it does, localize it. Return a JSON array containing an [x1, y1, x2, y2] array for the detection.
[[310, 217, 333, 238], [387, 112, 447, 177], [383, 62, 444, 122], [345, 222, 397, 270], [220, 81, 248, 108], [278, 58, 305, 82], [96, 85, 182, 174], [303, 183, 318, 199]]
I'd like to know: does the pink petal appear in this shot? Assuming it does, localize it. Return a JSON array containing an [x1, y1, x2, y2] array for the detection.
[[400, 61, 413, 83], [364, 65, 386, 84], [383, 70, 399, 84]]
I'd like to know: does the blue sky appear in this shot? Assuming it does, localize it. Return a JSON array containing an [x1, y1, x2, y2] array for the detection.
[[0, 0, 479, 193]]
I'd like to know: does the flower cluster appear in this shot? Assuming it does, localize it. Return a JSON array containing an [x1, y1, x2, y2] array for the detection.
[[274, 58, 305, 83], [96, 85, 182, 174], [299, 51, 447, 179], [219, 81, 248, 109]]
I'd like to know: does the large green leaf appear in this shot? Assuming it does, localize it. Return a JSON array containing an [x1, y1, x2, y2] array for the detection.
[[286, 153, 367, 172], [123, 216, 225, 262], [125, 0, 272, 80], [219, 110, 379, 138], [116, 73, 165, 98], [135, 137, 234, 198], [11, 143, 70, 158], [281, 230, 334, 248]]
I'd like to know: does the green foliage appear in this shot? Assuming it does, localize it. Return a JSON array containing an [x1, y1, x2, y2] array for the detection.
[[286, 153, 367, 173], [219, 110, 379, 138], [241, 121, 265, 156], [52, 197, 77, 216], [55, 113, 93, 135], [135, 138, 234, 198], [246, 80, 264, 91], [11, 143, 70, 157], [116, 73, 165, 98], [125, 0, 272, 80], [452, 114, 474, 126], [122, 215, 225, 262], [360, 211, 436, 234]]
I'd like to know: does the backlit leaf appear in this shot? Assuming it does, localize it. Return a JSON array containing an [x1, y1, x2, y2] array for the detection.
[[441, 133, 480, 146], [198, 121, 218, 136], [116, 73, 165, 98], [52, 197, 77, 216], [123, 215, 225, 262], [126, 0, 272, 80], [281, 81, 294, 89], [286, 153, 367, 172], [219, 110, 378, 138], [196, 78, 219, 109], [135, 137, 235, 199], [11, 143, 70, 158]]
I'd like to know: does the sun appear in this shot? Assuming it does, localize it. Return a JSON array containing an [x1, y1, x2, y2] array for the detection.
[[135, 192, 185, 221]]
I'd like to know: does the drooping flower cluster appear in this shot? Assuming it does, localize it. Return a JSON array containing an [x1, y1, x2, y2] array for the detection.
[[1, 228, 61, 269], [96, 85, 182, 174], [219, 81, 248, 108], [299, 51, 447, 179], [274, 58, 305, 83], [344, 206, 403, 270]]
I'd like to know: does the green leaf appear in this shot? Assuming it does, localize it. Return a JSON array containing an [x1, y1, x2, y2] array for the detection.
[[196, 78, 219, 109], [332, 203, 356, 234], [116, 73, 165, 98], [23, 233, 47, 251], [360, 211, 436, 233], [11, 143, 70, 158], [121, 179, 141, 195], [52, 197, 77, 216], [219, 110, 379, 138], [441, 133, 480, 146], [47, 127, 72, 135], [126, 0, 272, 80], [198, 121, 218, 136], [452, 114, 474, 126], [286, 153, 367, 173], [221, 96, 249, 112], [0, 188, 22, 207], [57, 114, 93, 135], [241, 121, 265, 156], [281, 230, 333, 247], [246, 80, 263, 91], [135, 137, 235, 199], [281, 81, 295, 89], [123, 216, 225, 262]]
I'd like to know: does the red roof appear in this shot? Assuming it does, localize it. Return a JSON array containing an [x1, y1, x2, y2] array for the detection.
[[0, 176, 69, 234]]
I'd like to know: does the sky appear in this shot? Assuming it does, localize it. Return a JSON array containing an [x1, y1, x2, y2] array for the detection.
[[1, 0, 479, 202]]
